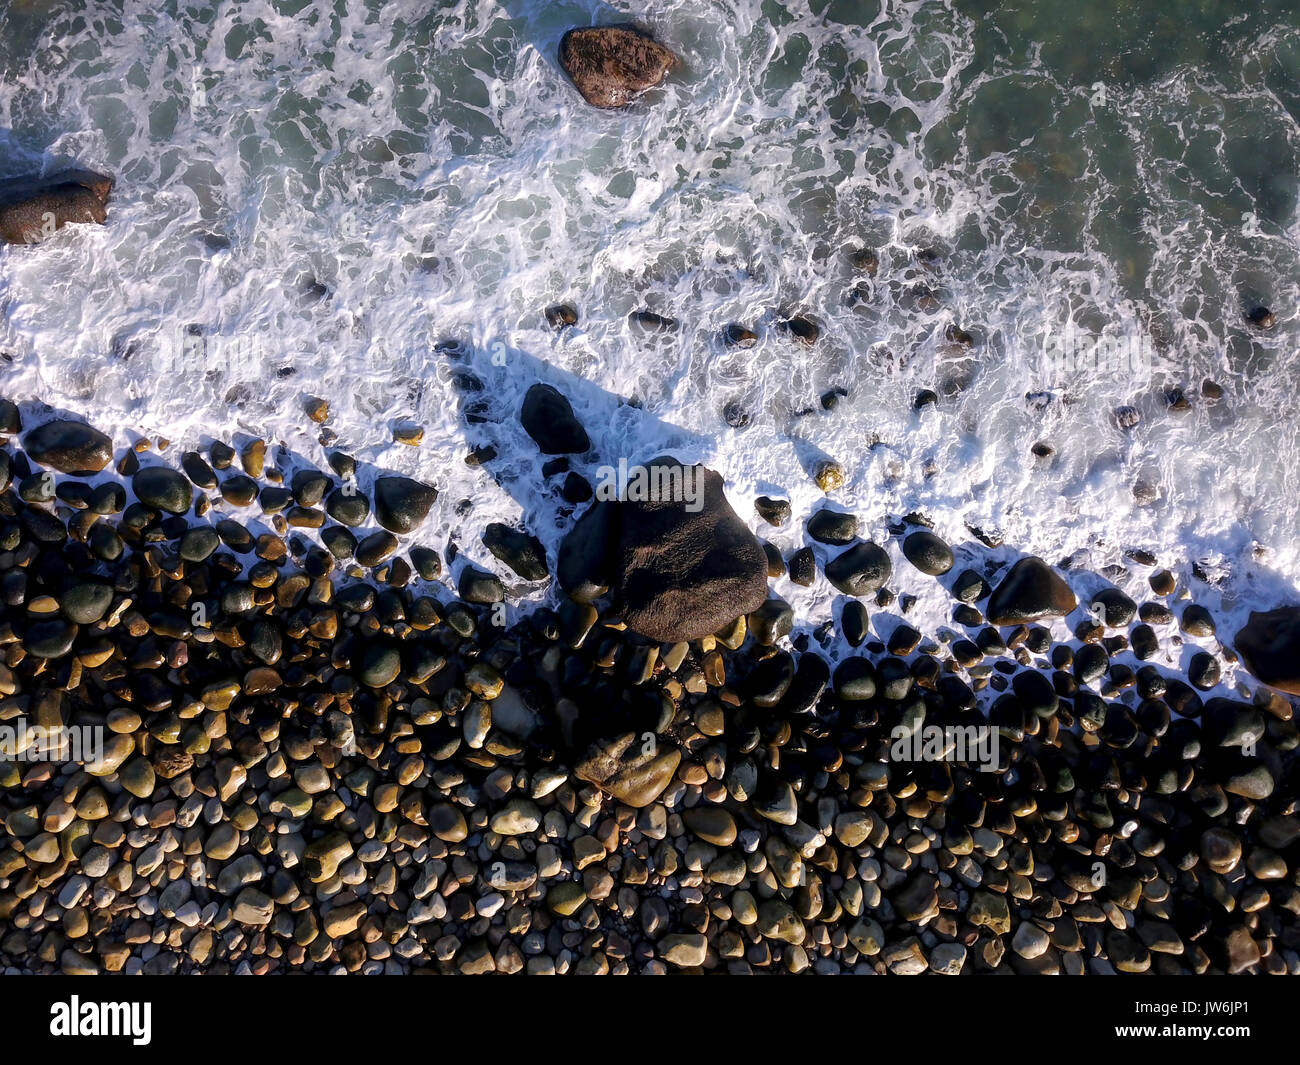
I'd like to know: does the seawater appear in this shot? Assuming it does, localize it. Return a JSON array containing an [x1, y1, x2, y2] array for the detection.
[[0, 0, 1297, 673]]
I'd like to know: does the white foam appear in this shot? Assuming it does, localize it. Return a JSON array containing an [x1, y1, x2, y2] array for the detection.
[[0, 0, 1297, 699]]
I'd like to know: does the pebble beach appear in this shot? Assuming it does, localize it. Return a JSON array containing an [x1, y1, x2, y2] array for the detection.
[[1, 2, 1299, 981], [0, 388, 1296, 976]]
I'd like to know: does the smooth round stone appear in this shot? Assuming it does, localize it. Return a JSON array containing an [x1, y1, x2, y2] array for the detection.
[[133, 467, 192, 514], [88, 526, 123, 563], [1224, 766, 1273, 800], [547, 882, 587, 916], [825, 542, 892, 596], [986, 556, 1077, 625], [659, 933, 708, 969], [833, 657, 878, 700], [807, 508, 858, 545], [740, 651, 794, 707], [291, 470, 331, 507], [1073, 643, 1109, 685], [490, 798, 541, 836], [25, 833, 61, 863], [118, 758, 156, 799], [410, 547, 442, 580], [321, 526, 356, 560], [519, 384, 590, 454], [952, 569, 990, 603], [325, 488, 370, 527], [1012, 922, 1050, 959], [1139, 601, 1175, 625], [1090, 587, 1137, 627], [374, 476, 438, 534], [220, 584, 256, 615], [1011, 668, 1058, 717], [88, 483, 126, 514], [61, 582, 112, 625], [428, 803, 467, 843], [355, 531, 399, 567], [458, 566, 505, 604], [215, 519, 253, 552], [359, 645, 401, 688], [813, 459, 844, 492], [1131, 624, 1159, 659], [179, 527, 220, 562], [902, 530, 954, 576], [465, 662, 504, 699], [1148, 569, 1176, 595], [181, 450, 218, 488], [929, 942, 966, 975], [243, 667, 282, 695], [26, 618, 77, 658], [1188, 651, 1220, 690], [694, 701, 725, 736], [1246, 849, 1287, 880], [682, 807, 736, 847], [1200, 826, 1242, 873], [1181, 604, 1216, 637], [841, 600, 869, 646], [220, 475, 259, 507], [259, 487, 293, 513], [24, 420, 113, 474], [482, 523, 549, 581]]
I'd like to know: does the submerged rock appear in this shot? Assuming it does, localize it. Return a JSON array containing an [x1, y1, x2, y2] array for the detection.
[[558, 458, 767, 642], [558, 26, 680, 110], [0, 168, 113, 244], [520, 384, 590, 455], [544, 303, 578, 330]]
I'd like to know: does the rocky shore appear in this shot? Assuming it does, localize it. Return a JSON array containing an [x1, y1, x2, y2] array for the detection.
[[0, 391, 1297, 977]]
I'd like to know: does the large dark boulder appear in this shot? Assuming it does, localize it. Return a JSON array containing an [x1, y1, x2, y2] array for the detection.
[[0, 169, 112, 244], [986, 556, 1077, 625], [558, 457, 767, 642], [557, 499, 616, 603], [24, 419, 113, 474], [1236, 607, 1300, 695], [558, 26, 680, 109]]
